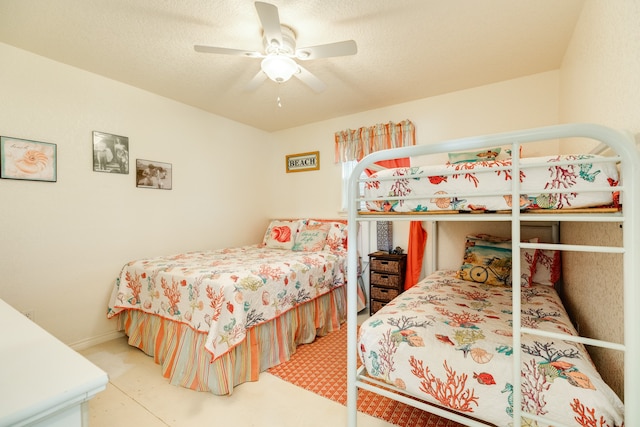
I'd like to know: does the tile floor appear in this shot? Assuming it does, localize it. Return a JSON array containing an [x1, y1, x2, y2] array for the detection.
[[80, 324, 393, 427]]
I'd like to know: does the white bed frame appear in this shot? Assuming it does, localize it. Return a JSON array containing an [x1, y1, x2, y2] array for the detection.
[[346, 123, 639, 427]]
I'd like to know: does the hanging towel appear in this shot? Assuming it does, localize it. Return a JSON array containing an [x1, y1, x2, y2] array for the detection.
[[404, 221, 427, 290]]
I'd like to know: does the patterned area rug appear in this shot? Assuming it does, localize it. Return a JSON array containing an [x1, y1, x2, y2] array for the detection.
[[267, 326, 465, 427]]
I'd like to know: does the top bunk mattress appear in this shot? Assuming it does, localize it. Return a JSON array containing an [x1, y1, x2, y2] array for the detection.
[[363, 154, 619, 213]]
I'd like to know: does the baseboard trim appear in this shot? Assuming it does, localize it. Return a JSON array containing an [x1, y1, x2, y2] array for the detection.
[[70, 330, 125, 351]]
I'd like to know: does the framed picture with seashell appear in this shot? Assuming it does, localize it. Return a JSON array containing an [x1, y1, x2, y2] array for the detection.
[[0, 136, 57, 182]]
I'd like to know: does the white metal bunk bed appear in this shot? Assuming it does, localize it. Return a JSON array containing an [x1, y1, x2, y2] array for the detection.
[[346, 123, 639, 427]]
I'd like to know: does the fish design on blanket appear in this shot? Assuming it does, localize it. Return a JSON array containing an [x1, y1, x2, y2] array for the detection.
[[473, 372, 496, 385], [428, 175, 447, 184]]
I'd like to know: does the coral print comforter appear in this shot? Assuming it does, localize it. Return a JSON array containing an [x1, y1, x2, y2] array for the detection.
[[108, 245, 346, 360], [357, 270, 624, 426], [364, 154, 619, 212]]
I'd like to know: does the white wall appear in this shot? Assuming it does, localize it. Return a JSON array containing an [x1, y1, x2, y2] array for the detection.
[[560, 0, 640, 137], [0, 43, 272, 348], [557, 0, 640, 398]]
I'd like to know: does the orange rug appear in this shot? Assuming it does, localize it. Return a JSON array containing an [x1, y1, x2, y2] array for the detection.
[[267, 326, 465, 427]]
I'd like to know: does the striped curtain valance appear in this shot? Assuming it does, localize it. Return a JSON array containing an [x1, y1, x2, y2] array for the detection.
[[334, 119, 415, 163]]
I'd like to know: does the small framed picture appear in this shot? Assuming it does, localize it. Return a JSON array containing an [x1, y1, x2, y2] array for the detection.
[[286, 151, 320, 173], [136, 159, 172, 190], [93, 131, 129, 174], [0, 136, 57, 182]]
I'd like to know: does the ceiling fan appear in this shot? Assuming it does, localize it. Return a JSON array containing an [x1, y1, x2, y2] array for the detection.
[[194, 1, 357, 93]]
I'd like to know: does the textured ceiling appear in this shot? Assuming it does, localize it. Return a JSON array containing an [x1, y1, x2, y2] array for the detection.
[[0, 0, 585, 132]]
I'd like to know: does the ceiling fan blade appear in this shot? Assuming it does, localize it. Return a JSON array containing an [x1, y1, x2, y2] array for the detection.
[[194, 45, 263, 58], [255, 2, 282, 48], [296, 40, 357, 60], [245, 70, 267, 91], [294, 65, 326, 93]]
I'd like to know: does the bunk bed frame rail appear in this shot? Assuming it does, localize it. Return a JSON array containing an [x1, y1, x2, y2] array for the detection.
[[346, 123, 639, 427]]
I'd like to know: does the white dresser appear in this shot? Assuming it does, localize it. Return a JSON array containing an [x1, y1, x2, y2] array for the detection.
[[0, 299, 108, 427]]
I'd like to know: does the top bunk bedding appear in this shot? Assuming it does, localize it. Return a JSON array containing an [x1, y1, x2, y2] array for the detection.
[[107, 218, 350, 361], [363, 153, 619, 214]]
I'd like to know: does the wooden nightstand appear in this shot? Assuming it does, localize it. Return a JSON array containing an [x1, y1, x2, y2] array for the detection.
[[368, 252, 407, 315]]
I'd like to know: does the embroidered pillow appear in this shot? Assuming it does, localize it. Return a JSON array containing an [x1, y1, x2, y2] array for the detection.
[[448, 146, 523, 164], [457, 234, 512, 286], [448, 147, 502, 164], [532, 249, 562, 286], [292, 222, 330, 251], [262, 220, 302, 250]]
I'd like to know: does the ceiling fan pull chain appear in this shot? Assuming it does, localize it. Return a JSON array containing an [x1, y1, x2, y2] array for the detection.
[[277, 84, 283, 108]]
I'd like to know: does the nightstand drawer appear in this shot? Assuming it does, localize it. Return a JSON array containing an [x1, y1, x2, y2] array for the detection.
[[371, 300, 387, 314], [370, 258, 403, 274], [371, 285, 399, 301], [370, 272, 402, 287]]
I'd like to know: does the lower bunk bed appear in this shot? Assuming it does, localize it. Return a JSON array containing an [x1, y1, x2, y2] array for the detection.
[[357, 269, 624, 426], [107, 218, 365, 395], [346, 124, 639, 427]]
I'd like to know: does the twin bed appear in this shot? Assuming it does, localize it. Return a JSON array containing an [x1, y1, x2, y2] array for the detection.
[[346, 124, 638, 427], [107, 218, 364, 395], [357, 268, 623, 426]]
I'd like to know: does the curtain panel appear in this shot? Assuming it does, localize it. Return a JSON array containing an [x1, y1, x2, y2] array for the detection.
[[334, 119, 415, 163], [335, 119, 425, 290]]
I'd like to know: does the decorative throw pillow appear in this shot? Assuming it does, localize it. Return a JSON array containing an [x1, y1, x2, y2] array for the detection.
[[292, 222, 330, 251], [457, 234, 513, 286], [532, 249, 562, 286], [322, 221, 348, 252], [262, 220, 301, 250], [448, 147, 502, 164]]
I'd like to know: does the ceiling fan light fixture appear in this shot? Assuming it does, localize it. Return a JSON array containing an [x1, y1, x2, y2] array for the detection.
[[261, 54, 298, 83]]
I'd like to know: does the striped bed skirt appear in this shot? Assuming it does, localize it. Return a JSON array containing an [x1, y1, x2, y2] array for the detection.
[[116, 284, 347, 395]]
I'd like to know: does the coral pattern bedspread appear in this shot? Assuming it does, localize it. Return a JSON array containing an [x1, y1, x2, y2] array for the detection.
[[357, 270, 624, 426], [108, 245, 346, 361], [364, 154, 619, 212]]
